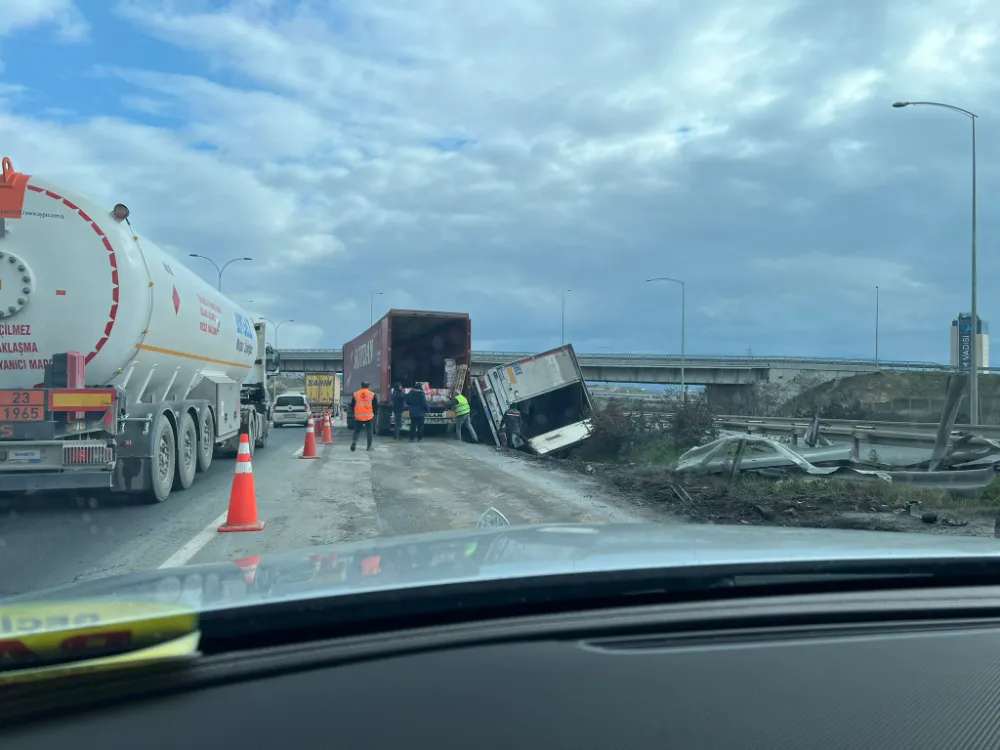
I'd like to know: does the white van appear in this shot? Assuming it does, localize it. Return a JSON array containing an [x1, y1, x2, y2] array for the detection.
[[272, 392, 312, 427]]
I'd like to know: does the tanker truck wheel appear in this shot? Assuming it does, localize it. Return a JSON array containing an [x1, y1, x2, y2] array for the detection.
[[173, 412, 198, 491], [197, 410, 214, 473], [146, 418, 176, 504], [255, 416, 269, 450]]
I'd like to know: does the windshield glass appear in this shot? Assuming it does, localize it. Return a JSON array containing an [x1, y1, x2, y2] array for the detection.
[[1, 0, 999, 634]]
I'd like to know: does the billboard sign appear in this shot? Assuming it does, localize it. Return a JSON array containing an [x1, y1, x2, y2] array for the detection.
[[959, 314, 973, 372]]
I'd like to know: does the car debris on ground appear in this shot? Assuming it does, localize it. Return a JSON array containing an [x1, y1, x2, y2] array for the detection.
[[553, 374, 1000, 538], [677, 373, 1000, 500]]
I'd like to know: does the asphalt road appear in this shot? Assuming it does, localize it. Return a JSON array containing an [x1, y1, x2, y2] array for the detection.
[[0, 423, 667, 597]]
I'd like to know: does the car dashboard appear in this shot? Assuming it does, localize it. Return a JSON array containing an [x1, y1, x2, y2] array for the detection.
[[6, 583, 1000, 749]]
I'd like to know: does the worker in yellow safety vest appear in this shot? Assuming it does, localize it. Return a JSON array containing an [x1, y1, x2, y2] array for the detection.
[[452, 392, 479, 443], [350, 380, 378, 452]]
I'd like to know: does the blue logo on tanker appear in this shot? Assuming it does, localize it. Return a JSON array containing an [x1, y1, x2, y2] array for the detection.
[[234, 312, 255, 340]]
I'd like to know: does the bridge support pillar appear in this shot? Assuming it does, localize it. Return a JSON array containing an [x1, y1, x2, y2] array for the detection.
[[704, 383, 755, 412]]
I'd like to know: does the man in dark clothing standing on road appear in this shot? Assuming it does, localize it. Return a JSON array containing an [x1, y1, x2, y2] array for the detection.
[[350, 380, 378, 452], [391, 382, 406, 440], [404, 382, 428, 442]]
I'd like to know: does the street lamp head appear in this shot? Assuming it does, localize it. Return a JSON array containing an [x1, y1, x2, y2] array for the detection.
[[188, 253, 199, 257], [891, 101, 911, 108], [242, 257, 252, 261]]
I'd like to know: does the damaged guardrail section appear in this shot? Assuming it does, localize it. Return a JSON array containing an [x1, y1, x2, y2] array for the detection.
[[676, 373, 1000, 502]]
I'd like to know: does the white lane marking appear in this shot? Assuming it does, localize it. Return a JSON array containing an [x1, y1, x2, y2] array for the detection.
[[159, 511, 229, 569], [292, 445, 303, 457]]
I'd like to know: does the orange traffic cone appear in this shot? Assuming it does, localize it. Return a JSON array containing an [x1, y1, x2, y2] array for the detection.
[[320, 413, 334, 444], [218, 433, 265, 532], [301, 415, 320, 459], [232, 555, 261, 584]]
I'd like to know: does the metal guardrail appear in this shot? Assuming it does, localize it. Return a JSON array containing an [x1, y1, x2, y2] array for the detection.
[[691, 415, 1000, 448], [276, 348, 983, 372], [611, 413, 1000, 450], [712, 415, 1000, 436], [469, 351, 943, 367]]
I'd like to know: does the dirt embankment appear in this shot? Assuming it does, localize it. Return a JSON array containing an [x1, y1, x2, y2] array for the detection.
[[530, 392, 1000, 537], [565, 460, 1000, 537], [781, 370, 1000, 422]]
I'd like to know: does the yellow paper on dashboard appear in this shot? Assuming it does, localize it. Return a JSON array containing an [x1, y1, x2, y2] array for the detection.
[[0, 601, 199, 677], [0, 630, 201, 686]]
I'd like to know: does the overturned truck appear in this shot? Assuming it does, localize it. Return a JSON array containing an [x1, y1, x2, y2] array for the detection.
[[473, 345, 595, 456]]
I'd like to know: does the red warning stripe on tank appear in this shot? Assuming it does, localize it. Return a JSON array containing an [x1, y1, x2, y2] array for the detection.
[[25, 181, 119, 366]]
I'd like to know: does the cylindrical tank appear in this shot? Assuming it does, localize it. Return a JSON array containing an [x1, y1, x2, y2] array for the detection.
[[0, 157, 257, 398]]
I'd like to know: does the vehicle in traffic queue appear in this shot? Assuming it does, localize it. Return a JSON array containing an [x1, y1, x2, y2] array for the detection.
[[272, 392, 312, 427]]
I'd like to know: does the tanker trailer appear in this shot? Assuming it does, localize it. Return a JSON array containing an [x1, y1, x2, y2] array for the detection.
[[0, 156, 273, 503]]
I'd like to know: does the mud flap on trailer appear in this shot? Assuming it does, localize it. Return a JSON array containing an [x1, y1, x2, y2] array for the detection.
[[113, 405, 159, 493], [114, 453, 149, 493]]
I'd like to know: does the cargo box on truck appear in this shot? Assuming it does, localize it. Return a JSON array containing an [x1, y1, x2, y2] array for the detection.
[[473, 345, 595, 456], [304, 373, 337, 412], [341, 309, 471, 435]]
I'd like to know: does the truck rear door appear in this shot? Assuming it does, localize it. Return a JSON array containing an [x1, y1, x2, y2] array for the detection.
[[473, 373, 511, 447]]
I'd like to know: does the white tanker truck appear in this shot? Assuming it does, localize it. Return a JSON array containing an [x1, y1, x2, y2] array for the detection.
[[0, 156, 273, 503]]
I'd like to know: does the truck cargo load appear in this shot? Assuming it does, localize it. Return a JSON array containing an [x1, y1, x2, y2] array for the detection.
[[473, 345, 595, 456], [304, 373, 338, 413], [342, 309, 471, 434], [0, 157, 274, 503]]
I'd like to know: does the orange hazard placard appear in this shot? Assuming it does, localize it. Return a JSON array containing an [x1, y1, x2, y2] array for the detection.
[[0, 157, 30, 221]]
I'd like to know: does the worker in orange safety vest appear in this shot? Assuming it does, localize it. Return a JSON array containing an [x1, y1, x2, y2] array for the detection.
[[350, 380, 378, 452]]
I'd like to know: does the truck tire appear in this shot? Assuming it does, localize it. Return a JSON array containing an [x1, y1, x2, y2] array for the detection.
[[197, 409, 214, 473], [376, 409, 392, 437], [255, 416, 269, 449], [145, 417, 176, 504], [173, 412, 198, 491]]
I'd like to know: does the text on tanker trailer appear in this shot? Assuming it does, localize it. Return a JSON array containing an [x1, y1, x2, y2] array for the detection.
[[342, 310, 471, 435], [0, 157, 274, 503]]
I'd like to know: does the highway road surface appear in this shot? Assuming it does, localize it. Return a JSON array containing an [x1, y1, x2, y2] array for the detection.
[[0, 423, 669, 597]]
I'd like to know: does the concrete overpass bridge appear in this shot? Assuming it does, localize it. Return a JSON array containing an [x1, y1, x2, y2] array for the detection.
[[274, 348, 952, 404]]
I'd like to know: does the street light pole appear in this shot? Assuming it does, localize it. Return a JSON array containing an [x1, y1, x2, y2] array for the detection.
[[561, 289, 571, 345], [274, 319, 293, 350], [188, 254, 252, 291], [893, 100, 979, 423], [646, 277, 686, 398], [973, 113, 979, 422], [259, 317, 294, 350], [875, 285, 879, 368], [370, 292, 383, 326]]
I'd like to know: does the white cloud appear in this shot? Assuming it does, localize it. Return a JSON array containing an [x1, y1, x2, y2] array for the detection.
[[805, 69, 885, 128], [0, 0, 88, 41], [0, 0, 997, 362]]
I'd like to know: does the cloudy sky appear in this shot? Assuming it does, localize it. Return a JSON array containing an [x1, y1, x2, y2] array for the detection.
[[0, 0, 995, 363]]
